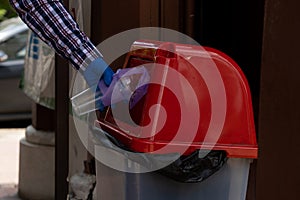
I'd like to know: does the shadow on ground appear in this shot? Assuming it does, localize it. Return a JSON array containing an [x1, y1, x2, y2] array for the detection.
[[0, 120, 31, 129]]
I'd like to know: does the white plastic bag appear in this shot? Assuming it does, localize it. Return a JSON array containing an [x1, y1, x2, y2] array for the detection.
[[22, 30, 55, 109]]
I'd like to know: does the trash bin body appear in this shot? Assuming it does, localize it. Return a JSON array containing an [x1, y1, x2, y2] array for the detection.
[[93, 40, 257, 200], [96, 155, 251, 200]]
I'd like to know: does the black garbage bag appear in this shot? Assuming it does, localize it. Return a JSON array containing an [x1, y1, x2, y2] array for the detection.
[[94, 126, 227, 183], [157, 150, 227, 183]]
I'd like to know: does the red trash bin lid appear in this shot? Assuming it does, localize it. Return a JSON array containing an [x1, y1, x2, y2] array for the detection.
[[96, 40, 258, 159]]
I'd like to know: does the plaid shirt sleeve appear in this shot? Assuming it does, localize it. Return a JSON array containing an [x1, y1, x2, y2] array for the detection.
[[9, 0, 102, 70]]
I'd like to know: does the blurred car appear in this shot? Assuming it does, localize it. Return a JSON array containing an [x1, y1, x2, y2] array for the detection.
[[0, 17, 32, 121]]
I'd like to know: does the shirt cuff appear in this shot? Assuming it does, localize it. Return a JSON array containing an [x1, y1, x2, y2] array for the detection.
[[70, 39, 103, 70]]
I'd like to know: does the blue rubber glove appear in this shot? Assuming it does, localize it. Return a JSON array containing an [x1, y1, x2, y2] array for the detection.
[[82, 57, 114, 90], [82, 57, 114, 111]]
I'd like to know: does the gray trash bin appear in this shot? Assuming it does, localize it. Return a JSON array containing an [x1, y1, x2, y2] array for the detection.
[[71, 40, 258, 200], [95, 145, 252, 200]]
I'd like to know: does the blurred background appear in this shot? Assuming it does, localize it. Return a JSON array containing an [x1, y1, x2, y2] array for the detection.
[[0, 1, 30, 199], [0, 0, 32, 125]]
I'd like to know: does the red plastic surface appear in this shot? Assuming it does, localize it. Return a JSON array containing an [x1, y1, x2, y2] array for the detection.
[[96, 40, 258, 158]]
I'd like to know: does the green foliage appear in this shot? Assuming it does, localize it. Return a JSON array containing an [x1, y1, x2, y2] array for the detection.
[[0, 0, 17, 22]]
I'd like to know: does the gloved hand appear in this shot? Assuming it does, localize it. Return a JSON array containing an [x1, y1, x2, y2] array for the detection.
[[95, 66, 150, 111], [82, 57, 114, 112], [82, 57, 114, 90]]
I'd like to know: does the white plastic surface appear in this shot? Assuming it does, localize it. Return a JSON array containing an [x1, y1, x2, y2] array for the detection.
[[96, 148, 252, 200]]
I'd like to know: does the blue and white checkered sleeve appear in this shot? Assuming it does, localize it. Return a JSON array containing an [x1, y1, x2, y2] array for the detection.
[[9, 0, 102, 70]]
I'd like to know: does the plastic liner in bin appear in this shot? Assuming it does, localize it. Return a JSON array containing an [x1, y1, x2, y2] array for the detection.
[[95, 122, 228, 183], [91, 125, 228, 183], [158, 150, 227, 183]]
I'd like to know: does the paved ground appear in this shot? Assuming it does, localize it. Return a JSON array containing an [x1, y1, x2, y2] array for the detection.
[[0, 128, 25, 200]]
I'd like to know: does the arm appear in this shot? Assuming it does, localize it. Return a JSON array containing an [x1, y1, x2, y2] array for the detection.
[[9, 0, 113, 87]]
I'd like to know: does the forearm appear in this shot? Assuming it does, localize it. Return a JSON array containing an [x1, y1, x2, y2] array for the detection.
[[9, 0, 101, 70]]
